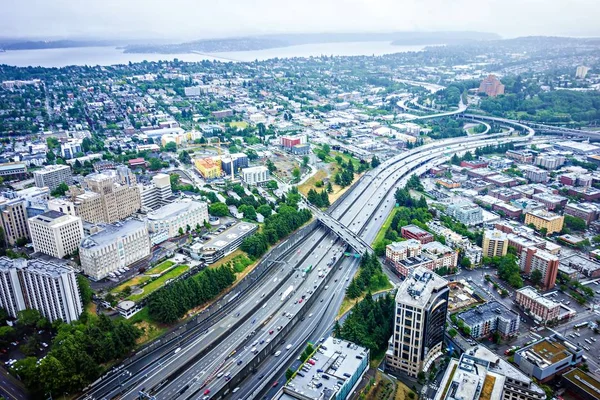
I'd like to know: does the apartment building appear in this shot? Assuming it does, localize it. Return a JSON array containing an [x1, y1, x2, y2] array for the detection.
[[0, 257, 83, 323], [516, 286, 561, 322], [79, 220, 151, 281], [241, 166, 269, 186], [60, 139, 82, 159], [482, 230, 509, 257], [478, 74, 505, 97], [147, 199, 208, 239], [194, 156, 222, 179], [520, 247, 559, 290], [435, 346, 547, 400], [386, 239, 422, 263], [535, 154, 565, 170], [457, 301, 520, 339], [564, 202, 599, 225], [28, 210, 84, 259], [524, 209, 564, 234], [33, 164, 73, 191], [139, 173, 174, 211], [386, 268, 448, 378], [446, 202, 483, 226]]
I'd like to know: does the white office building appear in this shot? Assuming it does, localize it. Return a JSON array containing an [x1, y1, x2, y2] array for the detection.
[[146, 199, 208, 239], [33, 164, 73, 191], [139, 173, 173, 210], [79, 220, 151, 280], [0, 257, 83, 323], [241, 166, 269, 186], [446, 202, 483, 226], [60, 139, 83, 159], [29, 210, 84, 259]]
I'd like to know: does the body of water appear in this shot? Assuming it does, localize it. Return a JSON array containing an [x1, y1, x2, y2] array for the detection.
[[0, 42, 428, 67]]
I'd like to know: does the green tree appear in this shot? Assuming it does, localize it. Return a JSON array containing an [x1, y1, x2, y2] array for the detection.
[[163, 141, 177, 152], [285, 368, 294, 381], [530, 269, 543, 287], [292, 167, 301, 180], [371, 155, 380, 168], [302, 156, 309, 167], [460, 257, 472, 269], [149, 157, 163, 171], [77, 275, 93, 306], [17, 309, 41, 328], [178, 151, 191, 164], [209, 202, 230, 217], [266, 180, 278, 190], [51, 182, 69, 197]]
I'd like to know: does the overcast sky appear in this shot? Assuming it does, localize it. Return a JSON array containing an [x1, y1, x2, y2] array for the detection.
[[3, 0, 599, 41]]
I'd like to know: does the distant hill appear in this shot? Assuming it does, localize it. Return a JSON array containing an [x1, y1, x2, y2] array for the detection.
[[123, 31, 501, 54], [0, 39, 123, 51]]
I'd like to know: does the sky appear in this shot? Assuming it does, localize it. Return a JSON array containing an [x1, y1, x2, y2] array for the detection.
[[2, 0, 599, 41]]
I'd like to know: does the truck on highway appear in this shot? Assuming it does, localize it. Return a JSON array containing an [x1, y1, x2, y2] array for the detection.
[[281, 285, 294, 301]]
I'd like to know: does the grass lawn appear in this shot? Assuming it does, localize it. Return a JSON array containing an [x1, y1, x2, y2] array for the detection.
[[145, 260, 175, 275], [372, 206, 397, 245], [336, 283, 394, 319], [110, 275, 152, 295], [229, 121, 248, 129], [298, 169, 328, 197], [128, 264, 190, 302], [127, 307, 169, 345], [394, 377, 416, 400]]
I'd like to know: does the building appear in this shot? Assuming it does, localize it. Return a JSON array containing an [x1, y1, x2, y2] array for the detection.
[[280, 134, 307, 149], [478, 74, 505, 97], [79, 220, 151, 281], [147, 199, 208, 239], [33, 165, 73, 191], [220, 153, 248, 176], [456, 301, 520, 339], [386, 239, 422, 262], [564, 202, 599, 225], [400, 224, 434, 244], [211, 109, 233, 119], [291, 144, 310, 155], [434, 345, 546, 400], [0, 187, 51, 245], [0, 162, 27, 180], [279, 337, 369, 400], [482, 230, 509, 258], [51, 171, 141, 224], [188, 222, 257, 264], [506, 149, 534, 163], [0, 257, 82, 323], [514, 334, 584, 383], [559, 253, 600, 279], [386, 268, 448, 377], [515, 286, 561, 322], [241, 166, 269, 186], [194, 156, 222, 179], [138, 173, 174, 211], [561, 368, 600, 400], [524, 167, 548, 183], [524, 209, 564, 234], [531, 193, 567, 211], [576, 65, 590, 79], [446, 202, 483, 226], [535, 154, 565, 170], [520, 247, 559, 290], [28, 211, 84, 259], [60, 139, 82, 159]]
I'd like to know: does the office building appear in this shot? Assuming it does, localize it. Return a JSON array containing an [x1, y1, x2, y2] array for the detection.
[[139, 173, 174, 211], [147, 199, 208, 239], [79, 220, 151, 281], [189, 222, 257, 264], [386, 268, 448, 377], [478, 74, 505, 97], [446, 202, 483, 226], [0, 187, 50, 246], [576, 65, 590, 79], [456, 301, 520, 339], [515, 286, 561, 322], [33, 165, 73, 191], [520, 247, 559, 290], [524, 209, 564, 234], [514, 334, 584, 383], [482, 230, 509, 258], [60, 139, 83, 159], [221, 153, 249, 176], [0, 162, 27, 180], [194, 156, 222, 179], [279, 337, 369, 400], [241, 166, 270, 186], [28, 210, 84, 259], [280, 134, 307, 149], [435, 345, 547, 400], [400, 224, 434, 244], [0, 257, 82, 323]]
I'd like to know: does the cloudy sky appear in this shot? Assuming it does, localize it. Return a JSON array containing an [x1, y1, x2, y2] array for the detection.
[[3, 0, 599, 41]]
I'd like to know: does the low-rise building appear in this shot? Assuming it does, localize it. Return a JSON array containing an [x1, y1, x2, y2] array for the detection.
[[241, 166, 269, 186], [400, 224, 434, 244], [514, 334, 584, 383], [446, 202, 483, 226], [147, 199, 208, 239], [524, 209, 564, 234], [456, 301, 520, 339], [194, 156, 222, 179], [561, 368, 600, 400], [564, 202, 599, 225], [188, 222, 257, 264], [515, 286, 561, 322], [28, 210, 84, 259], [79, 220, 151, 281]]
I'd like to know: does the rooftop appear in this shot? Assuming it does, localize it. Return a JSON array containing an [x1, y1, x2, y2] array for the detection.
[[396, 266, 448, 308], [0, 257, 75, 278], [527, 209, 562, 221], [457, 301, 519, 327], [80, 220, 147, 249], [195, 222, 257, 253], [517, 286, 560, 310], [517, 336, 579, 366], [562, 368, 600, 399], [147, 200, 206, 221]]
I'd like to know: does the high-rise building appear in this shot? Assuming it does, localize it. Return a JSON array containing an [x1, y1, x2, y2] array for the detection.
[[147, 199, 208, 239], [435, 345, 547, 400], [386, 267, 448, 377], [139, 173, 174, 211], [0, 257, 83, 323], [33, 164, 73, 191], [576, 65, 590, 79], [520, 247, 559, 290], [482, 230, 509, 258], [241, 166, 269, 186], [478, 74, 505, 97], [0, 187, 52, 245], [524, 209, 564, 234], [79, 220, 150, 280], [28, 210, 84, 258]]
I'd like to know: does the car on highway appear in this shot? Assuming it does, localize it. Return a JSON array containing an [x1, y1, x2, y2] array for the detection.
[[269, 330, 274, 334]]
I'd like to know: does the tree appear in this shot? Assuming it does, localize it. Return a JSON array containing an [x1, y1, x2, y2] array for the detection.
[[239, 205, 257, 221], [285, 368, 294, 381], [564, 215, 587, 232], [292, 167, 301, 180], [178, 227, 184, 236], [530, 269, 543, 287], [0, 325, 16, 347], [17, 309, 41, 328], [149, 157, 163, 171], [266, 159, 276, 173], [46, 137, 59, 150], [302, 156, 309, 167], [51, 182, 69, 197], [326, 182, 333, 193], [15, 237, 28, 247], [266, 180, 278, 190], [77, 275, 93, 306], [371, 155, 380, 168], [460, 257, 472, 269], [164, 141, 177, 152], [539, 227, 548, 237], [0, 307, 8, 325], [209, 202, 230, 217], [178, 151, 191, 164]]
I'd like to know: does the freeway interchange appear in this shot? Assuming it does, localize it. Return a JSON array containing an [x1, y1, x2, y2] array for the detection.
[[82, 116, 537, 400]]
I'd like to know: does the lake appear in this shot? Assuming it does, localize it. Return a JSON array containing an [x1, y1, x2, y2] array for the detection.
[[0, 42, 428, 67]]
